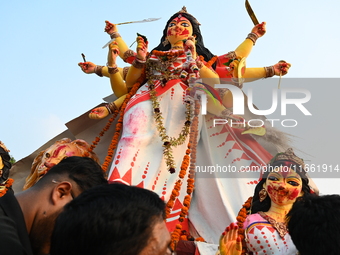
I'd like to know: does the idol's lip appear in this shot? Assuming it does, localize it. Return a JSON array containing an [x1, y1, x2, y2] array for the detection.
[[277, 190, 288, 196]]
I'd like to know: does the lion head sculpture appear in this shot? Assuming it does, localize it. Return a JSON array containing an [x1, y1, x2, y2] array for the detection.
[[23, 138, 100, 190]]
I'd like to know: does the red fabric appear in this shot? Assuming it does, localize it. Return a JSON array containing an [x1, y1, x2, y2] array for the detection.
[[176, 241, 197, 255]]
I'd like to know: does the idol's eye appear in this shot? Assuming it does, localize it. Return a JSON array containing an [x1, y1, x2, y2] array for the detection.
[[45, 153, 51, 158], [288, 180, 300, 186], [268, 176, 278, 181], [181, 22, 190, 27], [168, 23, 176, 28]]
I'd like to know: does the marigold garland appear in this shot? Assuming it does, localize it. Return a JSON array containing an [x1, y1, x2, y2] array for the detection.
[[89, 109, 120, 154], [204, 55, 218, 69], [148, 84, 192, 173], [152, 49, 185, 58], [0, 178, 14, 197], [101, 68, 146, 172], [235, 196, 253, 255], [147, 49, 192, 173], [169, 99, 203, 251]]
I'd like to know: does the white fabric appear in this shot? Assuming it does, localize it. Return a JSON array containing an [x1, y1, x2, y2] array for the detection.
[[107, 50, 274, 244], [244, 213, 297, 255]]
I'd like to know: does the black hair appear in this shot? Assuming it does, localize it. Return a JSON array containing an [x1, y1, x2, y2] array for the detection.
[[35, 156, 107, 192], [0, 147, 12, 183], [153, 12, 216, 69], [251, 160, 311, 214], [287, 194, 340, 255], [50, 183, 166, 255]]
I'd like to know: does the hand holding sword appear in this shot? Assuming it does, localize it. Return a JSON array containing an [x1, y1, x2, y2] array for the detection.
[[245, 0, 266, 38], [102, 18, 160, 49], [245, 0, 291, 88]]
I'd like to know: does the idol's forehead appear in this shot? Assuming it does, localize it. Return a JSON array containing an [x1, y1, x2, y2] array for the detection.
[[269, 166, 301, 178], [170, 16, 190, 24]]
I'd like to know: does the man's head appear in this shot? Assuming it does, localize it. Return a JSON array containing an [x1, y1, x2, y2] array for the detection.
[[50, 183, 171, 255], [287, 194, 340, 255], [17, 156, 107, 255], [24, 138, 99, 189]]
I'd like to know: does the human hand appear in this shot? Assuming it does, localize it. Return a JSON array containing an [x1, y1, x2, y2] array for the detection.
[[89, 106, 109, 119], [136, 36, 148, 61], [108, 41, 119, 66], [104, 20, 118, 34], [251, 22, 266, 38], [273, 60, 291, 76], [78, 62, 96, 74], [219, 223, 242, 255]]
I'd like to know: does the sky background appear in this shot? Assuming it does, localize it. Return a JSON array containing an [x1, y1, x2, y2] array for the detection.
[[1, 0, 340, 194]]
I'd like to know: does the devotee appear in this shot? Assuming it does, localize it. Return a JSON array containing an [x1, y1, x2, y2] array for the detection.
[[0, 156, 107, 255], [287, 194, 340, 255], [50, 183, 172, 255]]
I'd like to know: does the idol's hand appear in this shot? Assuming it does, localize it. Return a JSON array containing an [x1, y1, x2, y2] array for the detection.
[[136, 36, 148, 61], [78, 62, 96, 74], [89, 106, 109, 119], [251, 22, 266, 38], [273, 60, 291, 76], [104, 20, 118, 34], [108, 41, 119, 66], [219, 223, 242, 255], [185, 36, 196, 58]]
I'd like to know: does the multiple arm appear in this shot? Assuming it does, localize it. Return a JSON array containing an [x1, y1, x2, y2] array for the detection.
[[79, 20, 291, 122]]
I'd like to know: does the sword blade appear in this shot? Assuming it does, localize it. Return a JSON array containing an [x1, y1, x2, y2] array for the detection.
[[117, 17, 161, 25], [102, 38, 115, 49], [245, 0, 259, 25]]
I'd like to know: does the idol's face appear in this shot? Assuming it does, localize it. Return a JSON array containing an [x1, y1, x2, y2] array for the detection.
[[166, 16, 193, 45], [264, 166, 303, 206]]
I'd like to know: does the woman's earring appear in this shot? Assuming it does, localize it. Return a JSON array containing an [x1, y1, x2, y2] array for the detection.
[[259, 188, 267, 202], [162, 38, 169, 46]]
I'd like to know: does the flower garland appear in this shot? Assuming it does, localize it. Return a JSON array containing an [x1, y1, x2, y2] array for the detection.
[[101, 69, 146, 172], [236, 196, 253, 255], [147, 50, 192, 173], [168, 99, 201, 251], [148, 84, 192, 173], [0, 178, 14, 197], [89, 108, 120, 153], [204, 55, 218, 69], [152, 49, 184, 60]]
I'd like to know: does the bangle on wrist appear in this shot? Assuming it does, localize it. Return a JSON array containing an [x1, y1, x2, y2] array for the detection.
[[123, 49, 136, 63], [94, 65, 104, 77], [264, 66, 275, 78], [122, 66, 129, 80], [106, 63, 119, 74], [132, 58, 146, 69], [136, 57, 146, 63], [110, 32, 121, 39], [225, 51, 237, 59], [106, 101, 118, 114], [220, 108, 232, 118], [246, 32, 259, 45]]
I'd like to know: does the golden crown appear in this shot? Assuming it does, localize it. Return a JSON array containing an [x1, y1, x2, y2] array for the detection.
[[270, 148, 305, 168], [0, 141, 10, 153]]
